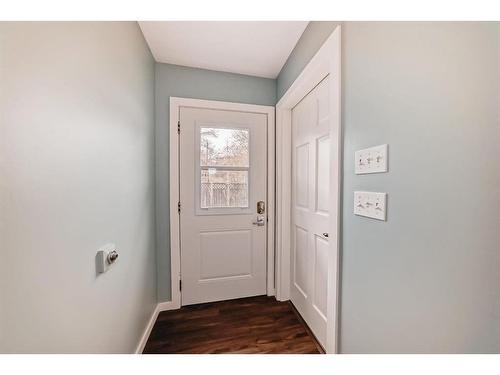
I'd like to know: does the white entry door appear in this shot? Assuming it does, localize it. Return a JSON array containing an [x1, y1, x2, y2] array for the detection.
[[291, 77, 330, 348], [179, 106, 268, 306]]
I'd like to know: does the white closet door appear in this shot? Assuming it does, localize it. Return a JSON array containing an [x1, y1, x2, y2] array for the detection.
[[291, 77, 330, 347]]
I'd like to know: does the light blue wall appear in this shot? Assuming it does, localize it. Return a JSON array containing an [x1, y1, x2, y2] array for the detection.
[[277, 21, 500, 353], [155, 63, 276, 301], [0, 22, 156, 353], [277, 21, 339, 99]]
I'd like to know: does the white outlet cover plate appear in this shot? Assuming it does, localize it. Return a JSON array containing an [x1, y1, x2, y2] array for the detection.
[[355, 144, 388, 174], [354, 191, 387, 221]]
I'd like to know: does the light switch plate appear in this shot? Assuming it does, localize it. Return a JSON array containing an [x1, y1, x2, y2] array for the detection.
[[354, 191, 387, 221], [355, 144, 388, 174]]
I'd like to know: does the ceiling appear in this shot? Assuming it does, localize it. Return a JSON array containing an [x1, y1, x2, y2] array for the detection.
[[138, 21, 308, 79]]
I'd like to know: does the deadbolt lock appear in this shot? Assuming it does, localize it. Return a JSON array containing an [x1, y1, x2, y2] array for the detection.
[[257, 201, 265, 214]]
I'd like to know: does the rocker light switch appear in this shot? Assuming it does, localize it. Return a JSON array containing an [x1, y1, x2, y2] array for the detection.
[[354, 191, 387, 221], [355, 144, 388, 174]]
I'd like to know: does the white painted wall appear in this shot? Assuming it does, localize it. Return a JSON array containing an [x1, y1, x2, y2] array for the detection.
[[0, 22, 156, 353]]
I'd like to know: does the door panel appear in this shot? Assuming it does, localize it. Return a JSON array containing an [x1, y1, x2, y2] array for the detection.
[[295, 143, 309, 208], [293, 225, 309, 297], [316, 135, 330, 213], [291, 76, 330, 348], [313, 235, 328, 318], [179, 106, 268, 306], [199, 229, 252, 280]]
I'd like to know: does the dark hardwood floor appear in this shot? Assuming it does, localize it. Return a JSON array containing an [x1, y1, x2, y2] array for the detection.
[[143, 295, 323, 354]]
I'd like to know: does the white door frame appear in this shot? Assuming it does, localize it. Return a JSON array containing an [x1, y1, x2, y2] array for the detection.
[[275, 26, 341, 353], [169, 97, 275, 309]]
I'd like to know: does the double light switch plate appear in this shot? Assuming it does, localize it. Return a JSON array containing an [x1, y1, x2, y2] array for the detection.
[[354, 144, 388, 220], [354, 191, 387, 221], [355, 144, 388, 174]]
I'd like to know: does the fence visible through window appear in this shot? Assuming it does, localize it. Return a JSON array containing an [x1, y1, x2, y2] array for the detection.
[[201, 182, 248, 208], [199, 126, 250, 209]]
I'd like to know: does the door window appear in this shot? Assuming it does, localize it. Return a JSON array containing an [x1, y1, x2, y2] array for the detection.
[[197, 126, 250, 212]]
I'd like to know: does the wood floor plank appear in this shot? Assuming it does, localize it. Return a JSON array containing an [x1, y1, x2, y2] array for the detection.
[[143, 295, 323, 354]]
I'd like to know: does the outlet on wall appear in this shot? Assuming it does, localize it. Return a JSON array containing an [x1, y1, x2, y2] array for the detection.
[[354, 191, 387, 221], [355, 144, 388, 174]]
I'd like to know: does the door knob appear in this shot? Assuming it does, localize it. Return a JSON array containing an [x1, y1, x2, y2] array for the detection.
[[252, 215, 265, 226], [322, 233, 329, 238]]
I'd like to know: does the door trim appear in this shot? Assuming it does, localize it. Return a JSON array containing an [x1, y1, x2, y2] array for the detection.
[[169, 97, 275, 309], [275, 25, 341, 353]]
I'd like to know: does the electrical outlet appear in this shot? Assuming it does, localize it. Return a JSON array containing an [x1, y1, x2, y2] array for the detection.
[[355, 144, 388, 174], [354, 191, 387, 221]]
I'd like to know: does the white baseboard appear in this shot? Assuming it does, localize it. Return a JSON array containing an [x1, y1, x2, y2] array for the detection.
[[158, 300, 179, 312], [135, 304, 160, 354], [134, 300, 180, 354]]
